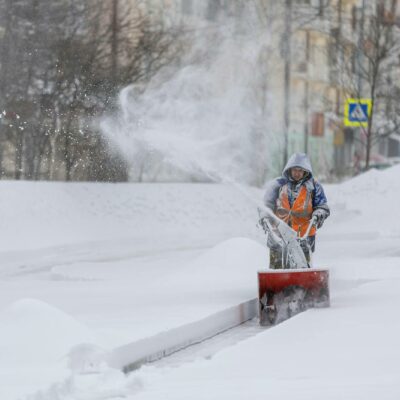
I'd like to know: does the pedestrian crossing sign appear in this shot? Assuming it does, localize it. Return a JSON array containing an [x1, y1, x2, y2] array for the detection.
[[344, 98, 372, 127]]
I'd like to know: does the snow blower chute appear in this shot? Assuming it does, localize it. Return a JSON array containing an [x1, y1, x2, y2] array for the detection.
[[258, 208, 330, 326]]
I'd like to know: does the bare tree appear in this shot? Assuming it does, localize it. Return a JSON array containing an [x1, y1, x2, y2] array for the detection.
[[0, 0, 184, 182], [328, 0, 400, 168]]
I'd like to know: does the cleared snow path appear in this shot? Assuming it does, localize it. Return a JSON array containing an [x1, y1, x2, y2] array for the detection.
[[149, 317, 264, 368], [108, 298, 258, 372]]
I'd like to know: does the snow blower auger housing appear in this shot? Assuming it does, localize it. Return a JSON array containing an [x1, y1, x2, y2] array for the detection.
[[258, 208, 330, 326]]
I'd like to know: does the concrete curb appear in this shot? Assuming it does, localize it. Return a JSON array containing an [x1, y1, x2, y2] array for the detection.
[[107, 298, 258, 372]]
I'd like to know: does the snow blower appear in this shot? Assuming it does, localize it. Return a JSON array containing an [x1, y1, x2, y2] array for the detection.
[[258, 208, 330, 326]]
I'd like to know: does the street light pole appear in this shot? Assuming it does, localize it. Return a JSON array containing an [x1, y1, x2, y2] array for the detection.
[[304, 30, 310, 154], [357, 0, 365, 96], [283, 0, 292, 167]]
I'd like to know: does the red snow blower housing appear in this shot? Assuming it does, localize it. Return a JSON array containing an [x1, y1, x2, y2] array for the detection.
[[258, 208, 330, 326]]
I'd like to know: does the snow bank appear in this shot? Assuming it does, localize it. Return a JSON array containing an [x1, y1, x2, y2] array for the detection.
[[0, 298, 98, 399], [27, 367, 128, 400], [323, 164, 400, 238], [0, 181, 261, 252], [0, 298, 95, 363]]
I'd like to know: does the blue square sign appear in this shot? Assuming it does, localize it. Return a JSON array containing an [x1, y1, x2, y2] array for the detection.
[[344, 99, 372, 127]]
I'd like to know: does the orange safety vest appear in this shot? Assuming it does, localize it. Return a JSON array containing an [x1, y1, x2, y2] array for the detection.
[[275, 184, 316, 237]]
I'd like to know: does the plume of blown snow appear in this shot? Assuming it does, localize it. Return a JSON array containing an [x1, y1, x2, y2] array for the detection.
[[101, 9, 281, 185]]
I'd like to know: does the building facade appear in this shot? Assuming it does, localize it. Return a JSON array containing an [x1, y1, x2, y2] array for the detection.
[[162, 0, 400, 178]]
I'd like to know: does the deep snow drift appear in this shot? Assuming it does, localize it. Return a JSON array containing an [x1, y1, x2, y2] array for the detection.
[[1, 165, 400, 399], [0, 181, 264, 399]]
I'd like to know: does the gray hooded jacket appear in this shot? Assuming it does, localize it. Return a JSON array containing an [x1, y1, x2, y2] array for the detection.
[[263, 153, 330, 216]]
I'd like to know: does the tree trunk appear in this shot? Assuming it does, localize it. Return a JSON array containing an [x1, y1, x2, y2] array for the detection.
[[64, 118, 74, 181], [111, 0, 119, 84], [0, 141, 3, 179], [0, 0, 13, 107], [365, 55, 379, 168], [14, 131, 24, 180]]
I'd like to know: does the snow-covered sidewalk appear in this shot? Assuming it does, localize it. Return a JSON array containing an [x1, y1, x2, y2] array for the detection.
[[2, 166, 400, 400]]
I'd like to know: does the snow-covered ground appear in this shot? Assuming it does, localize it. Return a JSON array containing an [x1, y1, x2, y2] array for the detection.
[[0, 182, 264, 399], [1, 166, 400, 399]]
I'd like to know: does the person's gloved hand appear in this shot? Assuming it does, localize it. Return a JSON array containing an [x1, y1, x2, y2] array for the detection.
[[258, 207, 274, 231], [312, 209, 328, 229], [266, 230, 283, 250]]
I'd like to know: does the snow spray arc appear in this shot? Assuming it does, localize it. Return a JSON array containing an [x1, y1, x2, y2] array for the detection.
[[100, 5, 283, 185]]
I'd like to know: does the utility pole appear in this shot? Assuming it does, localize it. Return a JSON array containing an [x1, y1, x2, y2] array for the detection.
[[283, 0, 292, 167], [335, 0, 342, 116], [357, 0, 365, 96], [304, 30, 310, 154]]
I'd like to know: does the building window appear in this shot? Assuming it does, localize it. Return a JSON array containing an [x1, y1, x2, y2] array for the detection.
[[388, 137, 400, 157], [311, 112, 325, 136], [351, 6, 357, 31]]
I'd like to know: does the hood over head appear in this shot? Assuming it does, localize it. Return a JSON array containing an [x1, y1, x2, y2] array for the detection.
[[283, 153, 313, 180]]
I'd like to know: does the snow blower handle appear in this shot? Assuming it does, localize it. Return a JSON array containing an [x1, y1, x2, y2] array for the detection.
[[302, 215, 317, 239]]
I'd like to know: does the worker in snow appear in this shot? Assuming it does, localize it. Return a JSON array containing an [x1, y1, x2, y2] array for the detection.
[[262, 153, 330, 269]]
